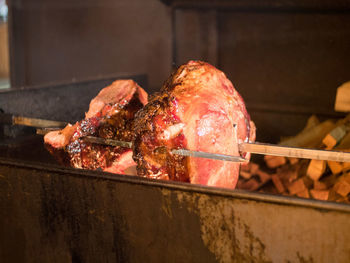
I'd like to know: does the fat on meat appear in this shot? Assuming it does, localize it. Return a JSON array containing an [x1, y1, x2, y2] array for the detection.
[[133, 61, 255, 188], [44, 79, 148, 174]]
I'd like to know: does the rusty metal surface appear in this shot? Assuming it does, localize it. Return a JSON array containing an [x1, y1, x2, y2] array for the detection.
[[0, 157, 349, 263]]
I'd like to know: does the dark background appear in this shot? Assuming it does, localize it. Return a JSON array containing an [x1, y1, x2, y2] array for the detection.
[[4, 0, 350, 142]]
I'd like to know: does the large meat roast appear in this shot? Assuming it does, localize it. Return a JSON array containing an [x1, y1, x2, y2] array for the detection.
[[44, 80, 148, 174], [133, 61, 255, 188]]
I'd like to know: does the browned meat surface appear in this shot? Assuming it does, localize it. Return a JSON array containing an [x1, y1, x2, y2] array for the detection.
[[133, 61, 255, 188], [44, 80, 148, 174]]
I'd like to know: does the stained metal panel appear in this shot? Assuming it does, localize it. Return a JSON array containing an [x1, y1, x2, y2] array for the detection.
[[0, 158, 349, 262]]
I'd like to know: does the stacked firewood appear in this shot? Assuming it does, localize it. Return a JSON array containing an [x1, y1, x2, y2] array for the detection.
[[237, 115, 350, 204]]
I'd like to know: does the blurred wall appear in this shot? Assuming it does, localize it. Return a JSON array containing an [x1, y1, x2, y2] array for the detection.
[[8, 0, 172, 92], [7, 0, 350, 143], [0, 22, 9, 78], [171, 3, 350, 143]]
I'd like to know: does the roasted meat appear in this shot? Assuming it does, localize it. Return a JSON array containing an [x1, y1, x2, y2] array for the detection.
[[44, 80, 148, 174], [132, 61, 255, 188]]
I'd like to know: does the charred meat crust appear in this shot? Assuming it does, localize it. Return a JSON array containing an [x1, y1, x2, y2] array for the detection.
[[96, 94, 144, 141], [131, 62, 213, 182], [132, 93, 189, 182], [67, 93, 143, 170], [47, 92, 144, 171]]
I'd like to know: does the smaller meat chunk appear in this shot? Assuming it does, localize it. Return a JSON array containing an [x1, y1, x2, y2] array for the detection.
[[44, 79, 148, 174]]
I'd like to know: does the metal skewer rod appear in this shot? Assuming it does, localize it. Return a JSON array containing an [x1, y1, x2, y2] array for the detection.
[[37, 128, 350, 163], [239, 142, 350, 162], [23, 116, 350, 163], [0, 113, 67, 128], [13, 116, 67, 128], [171, 148, 247, 163], [84, 136, 133, 148], [83, 136, 246, 163]]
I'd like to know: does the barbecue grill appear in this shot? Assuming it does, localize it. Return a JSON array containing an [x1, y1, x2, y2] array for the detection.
[[1, 0, 350, 262], [1, 76, 349, 263]]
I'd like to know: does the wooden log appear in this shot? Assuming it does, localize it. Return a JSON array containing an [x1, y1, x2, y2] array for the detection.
[[328, 189, 344, 202], [333, 180, 350, 197], [240, 162, 251, 172], [335, 113, 350, 125], [335, 81, 350, 112], [335, 196, 350, 203], [271, 174, 285, 193], [236, 179, 244, 189], [310, 189, 330, 200], [342, 162, 350, 172], [240, 170, 252, 180], [327, 161, 343, 175], [322, 125, 347, 149], [279, 120, 335, 149], [249, 162, 259, 174], [343, 173, 350, 184], [257, 170, 271, 184], [287, 178, 307, 195], [288, 157, 299, 165], [300, 115, 320, 133], [306, 159, 326, 181], [264, 155, 286, 169], [321, 174, 338, 189], [278, 167, 298, 187], [336, 133, 350, 149], [313, 180, 328, 190], [296, 189, 310, 199], [279, 115, 319, 143], [240, 178, 260, 191], [303, 176, 314, 189]]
